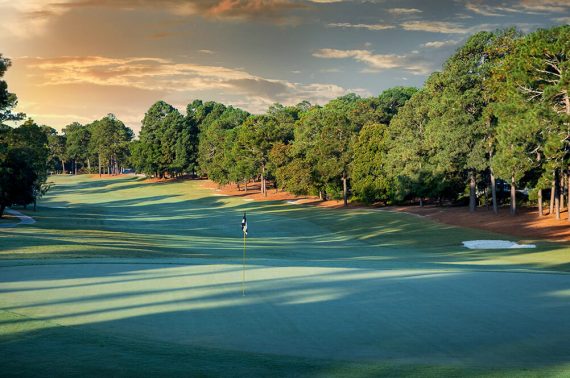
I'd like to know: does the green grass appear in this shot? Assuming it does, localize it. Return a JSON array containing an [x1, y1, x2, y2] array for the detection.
[[1, 174, 569, 272], [2, 175, 570, 377], [2, 309, 569, 378]]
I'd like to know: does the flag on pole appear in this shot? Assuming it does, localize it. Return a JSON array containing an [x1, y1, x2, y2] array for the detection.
[[241, 212, 248, 235], [241, 212, 247, 296]]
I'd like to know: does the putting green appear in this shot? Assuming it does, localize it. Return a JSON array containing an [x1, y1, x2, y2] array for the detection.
[[1, 175, 570, 376]]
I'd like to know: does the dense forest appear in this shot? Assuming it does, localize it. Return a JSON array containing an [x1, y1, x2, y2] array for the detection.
[[0, 25, 568, 219]]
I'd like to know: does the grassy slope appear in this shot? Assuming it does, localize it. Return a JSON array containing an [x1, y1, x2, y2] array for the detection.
[[1, 174, 569, 271], [2, 175, 570, 377]]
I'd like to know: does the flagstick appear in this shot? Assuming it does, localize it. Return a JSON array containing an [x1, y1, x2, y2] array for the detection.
[[242, 232, 246, 296]]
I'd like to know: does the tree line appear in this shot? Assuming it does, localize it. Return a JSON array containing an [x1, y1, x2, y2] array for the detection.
[[130, 25, 568, 218], [1, 25, 568, 219], [46, 115, 133, 176]]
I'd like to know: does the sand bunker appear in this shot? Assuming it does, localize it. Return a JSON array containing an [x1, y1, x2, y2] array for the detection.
[[463, 240, 536, 249]]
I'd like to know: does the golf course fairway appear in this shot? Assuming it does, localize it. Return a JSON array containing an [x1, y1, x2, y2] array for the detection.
[[1, 175, 570, 377]]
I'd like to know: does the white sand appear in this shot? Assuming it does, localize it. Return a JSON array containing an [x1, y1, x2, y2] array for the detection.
[[463, 240, 536, 249]]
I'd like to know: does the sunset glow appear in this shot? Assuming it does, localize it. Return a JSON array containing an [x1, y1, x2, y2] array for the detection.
[[1, 0, 568, 133]]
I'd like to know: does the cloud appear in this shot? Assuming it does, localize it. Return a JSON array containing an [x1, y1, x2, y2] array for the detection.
[[328, 19, 502, 35], [387, 8, 422, 16], [0, 0, 308, 37], [202, 0, 307, 22], [421, 39, 460, 48], [465, 2, 505, 16], [19, 55, 362, 113], [553, 16, 570, 24], [328, 20, 499, 35], [400, 21, 469, 34], [518, 0, 570, 13], [327, 22, 395, 31], [52, 0, 308, 19], [313, 48, 432, 74], [0, 0, 73, 37], [401, 20, 500, 34], [465, 0, 570, 16]]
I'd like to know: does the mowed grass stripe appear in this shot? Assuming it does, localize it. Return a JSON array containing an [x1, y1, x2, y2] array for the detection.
[[1, 175, 569, 271]]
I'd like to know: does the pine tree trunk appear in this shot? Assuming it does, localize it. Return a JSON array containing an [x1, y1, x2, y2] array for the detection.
[[342, 172, 348, 207], [538, 189, 543, 217], [510, 175, 516, 216], [536, 152, 543, 216], [261, 166, 267, 197], [555, 169, 561, 220], [566, 171, 570, 221], [62, 160, 66, 175], [0, 203, 5, 218], [469, 170, 476, 212], [560, 172, 566, 211], [550, 178, 555, 216], [562, 93, 570, 216], [419, 198, 424, 207], [490, 170, 498, 214], [319, 190, 323, 201], [98, 154, 102, 177], [74, 160, 77, 175], [87, 158, 91, 172]]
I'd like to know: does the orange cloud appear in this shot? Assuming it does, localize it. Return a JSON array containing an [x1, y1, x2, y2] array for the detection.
[[19, 55, 365, 114], [1, 0, 308, 37], [206, 0, 306, 21]]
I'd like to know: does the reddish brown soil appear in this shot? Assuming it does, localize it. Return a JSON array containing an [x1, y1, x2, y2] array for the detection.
[[142, 176, 187, 184], [392, 205, 570, 242], [200, 180, 570, 242], [89, 174, 129, 179], [89, 174, 186, 184]]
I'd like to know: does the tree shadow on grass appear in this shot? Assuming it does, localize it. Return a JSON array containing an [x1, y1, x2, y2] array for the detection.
[[47, 176, 141, 194], [1, 262, 570, 376], [3, 177, 570, 375], [3, 193, 570, 273]]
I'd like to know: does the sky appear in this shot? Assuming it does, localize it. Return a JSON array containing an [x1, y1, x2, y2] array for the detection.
[[1, 0, 569, 134]]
